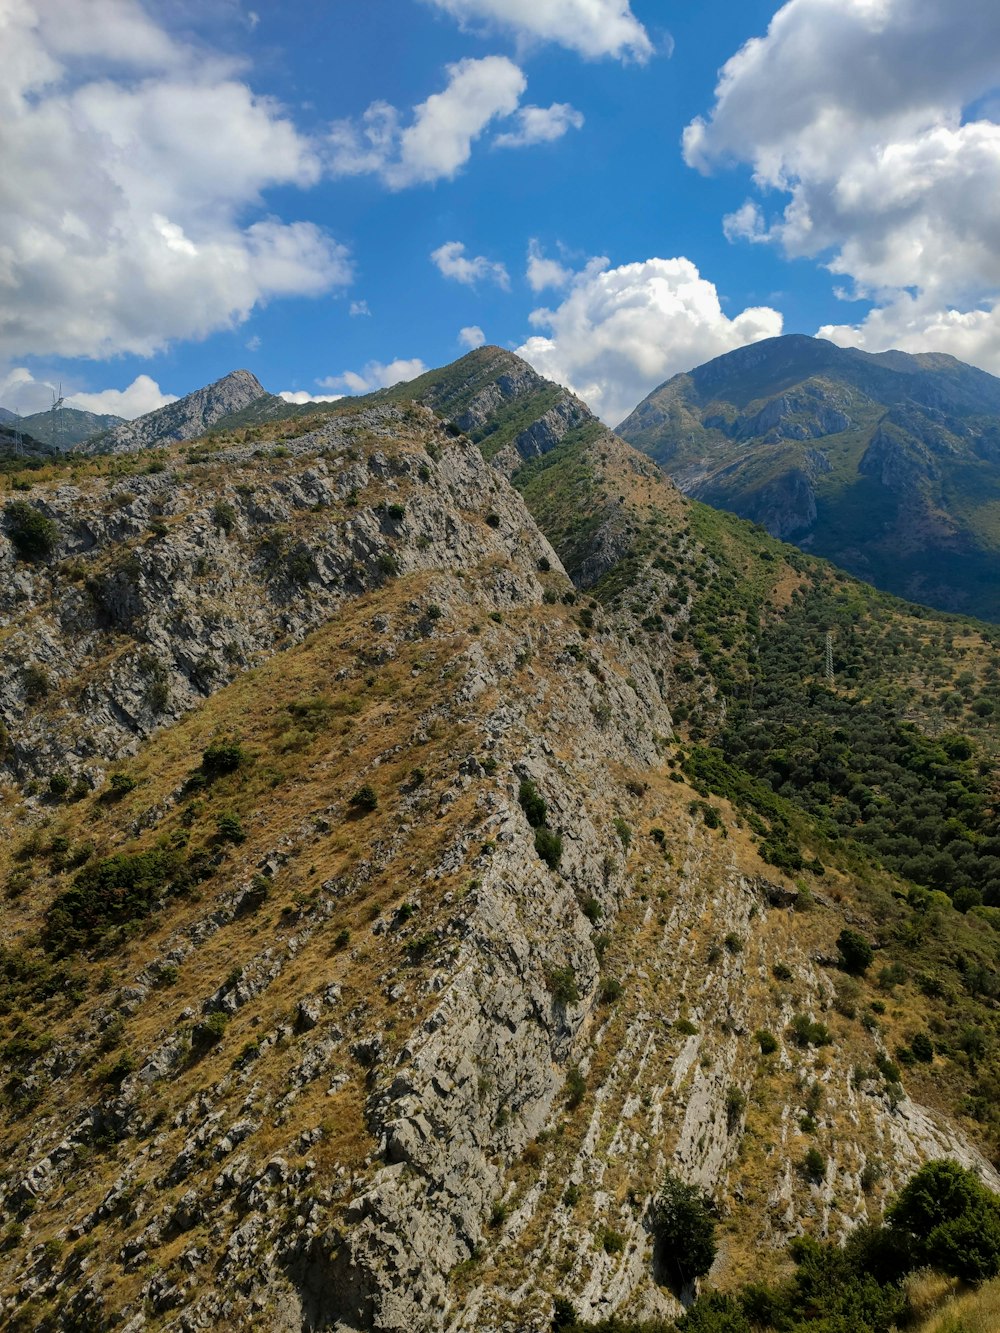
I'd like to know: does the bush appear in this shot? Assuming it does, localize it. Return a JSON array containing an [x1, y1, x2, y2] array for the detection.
[[5, 501, 59, 559], [44, 847, 187, 955], [755, 1029, 779, 1055], [107, 772, 137, 798], [387, 503, 406, 521], [650, 1171, 717, 1286], [802, 1147, 827, 1183], [888, 1159, 1000, 1282], [789, 1013, 833, 1047], [191, 1010, 228, 1051], [547, 964, 579, 1006], [535, 826, 563, 869], [200, 742, 247, 780], [217, 812, 246, 844], [212, 501, 237, 534], [837, 928, 875, 975], [348, 783, 379, 813], [48, 772, 70, 798], [910, 1031, 934, 1063], [565, 1063, 586, 1108], [518, 779, 547, 828]]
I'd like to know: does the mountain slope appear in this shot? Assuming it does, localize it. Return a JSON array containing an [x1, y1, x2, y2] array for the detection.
[[3, 362, 1000, 1330], [17, 407, 126, 450], [79, 370, 269, 455], [616, 334, 1000, 621]]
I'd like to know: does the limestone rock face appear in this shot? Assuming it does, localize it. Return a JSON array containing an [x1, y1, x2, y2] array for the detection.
[[79, 370, 267, 455]]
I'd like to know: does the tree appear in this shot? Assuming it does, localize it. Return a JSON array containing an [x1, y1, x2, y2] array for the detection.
[[837, 928, 874, 975], [887, 1159, 1000, 1282], [649, 1171, 717, 1287]]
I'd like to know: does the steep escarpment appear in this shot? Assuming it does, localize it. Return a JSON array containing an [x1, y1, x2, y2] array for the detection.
[[3, 369, 1000, 1332], [616, 334, 1000, 620]]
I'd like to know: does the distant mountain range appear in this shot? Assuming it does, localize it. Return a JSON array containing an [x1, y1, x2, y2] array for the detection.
[[617, 334, 1000, 620]]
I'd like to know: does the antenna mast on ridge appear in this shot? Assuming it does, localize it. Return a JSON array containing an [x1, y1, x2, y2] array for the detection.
[[51, 384, 64, 451]]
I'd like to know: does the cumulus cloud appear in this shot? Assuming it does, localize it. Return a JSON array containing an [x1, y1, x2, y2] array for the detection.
[[0, 366, 176, 419], [425, 0, 653, 62], [320, 359, 428, 394], [494, 102, 584, 148], [0, 0, 351, 361], [431, 241, 510, 289], [459, 325, 486, 349], [278, 390, 344, 404], [516, 256, 783, 425], [329, 56, 526, 189], [349, 300, 371, 317], [526, 240, 574, 292], [687, 0, 1000, 369]]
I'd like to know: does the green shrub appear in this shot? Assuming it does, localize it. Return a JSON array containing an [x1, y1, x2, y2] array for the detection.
[[613, 817, 632, 849], [723, 932, 743, 955], [789, 1014, 833, 1047], [387, 503, 406, 521], [44, 847, 188, 956], [802, 1147, 827, 1183], [216, 812, 246, 844], [518, 779, 547, 828], [22, 665, 49, 702], [47, 772, 70, 798], [191, 1010, 228, 1051], [547, 964, 579, 1006], [5, 501, 59, 559], [755, 1029, 779, 1055], [534, 826, 563, 869], [650, 1171, 717, 1286], [212, 501, 237, 534], [349, 784, 378, 812], [582, 895, 602, 924], [107, 772, 137, 797], [565, 1063, 586, 1108], [200, 741, 247, 780], [837, 928, 875, 975]]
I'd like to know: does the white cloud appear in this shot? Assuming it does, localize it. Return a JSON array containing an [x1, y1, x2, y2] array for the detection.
[[66, 376, 178, 419], [329, 56, 525, 189], [245, 334, 262, 351], [459, 325, 486, 349], [494, 102, 584, 148], [320, 358, 429, 395], [349, 300, 371, 317], [425, 0, 653, 62], [516, 256, 783, 425], [687, 0, 1000, 370], [0, 0, 351, 361], [0, 366, 176, 419], [431, 241, 510, 289], [526, 239, 574, 292], [278, 390, 344, 404]]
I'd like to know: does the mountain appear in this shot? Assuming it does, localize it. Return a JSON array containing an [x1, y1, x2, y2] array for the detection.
[[616, 334, 1000, 621], [15, 407, 126, 450], [79, 369, 270, 455], [2, 354, 1000, 1331]]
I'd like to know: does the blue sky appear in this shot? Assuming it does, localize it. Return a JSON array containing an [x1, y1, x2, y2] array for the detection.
[[4, 0, 1000, 425]]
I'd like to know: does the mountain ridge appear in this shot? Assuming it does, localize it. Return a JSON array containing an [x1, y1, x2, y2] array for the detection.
[[3, 351, 1000, 1330]]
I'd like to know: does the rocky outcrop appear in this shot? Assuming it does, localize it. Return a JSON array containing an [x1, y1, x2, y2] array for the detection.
[[0, 402, 560, 783], [79, 369, 266, 455]]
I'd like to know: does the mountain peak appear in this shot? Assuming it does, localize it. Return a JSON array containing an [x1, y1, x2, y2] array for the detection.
[[79, 368, 268, 455]]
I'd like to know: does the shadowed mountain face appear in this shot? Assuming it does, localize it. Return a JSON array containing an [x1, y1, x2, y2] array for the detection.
[[616, 334, 1000, 621]]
